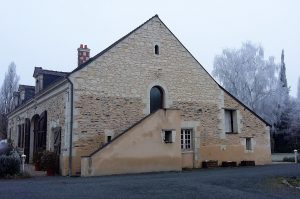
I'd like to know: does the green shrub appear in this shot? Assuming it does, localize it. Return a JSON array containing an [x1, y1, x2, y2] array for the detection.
[[0, 150, 21, 177], [40, 151, 57, 170], [32, 151, 43, 164], [283, 156, 300, 162]]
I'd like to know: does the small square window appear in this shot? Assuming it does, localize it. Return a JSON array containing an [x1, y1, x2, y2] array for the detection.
[[164, 130, 172, 143], [246, 138, 252, 150]]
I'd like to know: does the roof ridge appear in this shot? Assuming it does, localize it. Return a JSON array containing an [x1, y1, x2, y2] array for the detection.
[[19, 84, 35, 88], [39, 68, 69, 73]]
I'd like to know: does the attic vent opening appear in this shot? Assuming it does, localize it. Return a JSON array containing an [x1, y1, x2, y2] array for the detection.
[[155, 45, 159, 55]]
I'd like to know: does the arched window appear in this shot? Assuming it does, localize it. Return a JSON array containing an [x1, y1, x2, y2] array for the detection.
[[150, 86, 164, 113]]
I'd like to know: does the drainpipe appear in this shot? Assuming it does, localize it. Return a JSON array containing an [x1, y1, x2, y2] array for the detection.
[[66, 77, 73, 176]]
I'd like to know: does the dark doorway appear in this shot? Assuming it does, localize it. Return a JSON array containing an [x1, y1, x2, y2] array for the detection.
[[37, 111, 47, 151], [32, 114, 40, 155], [150, 86, 164, 113], [53, 127, 61, 174], [24, 119, 31, 163], [32, 111, 47, 154]]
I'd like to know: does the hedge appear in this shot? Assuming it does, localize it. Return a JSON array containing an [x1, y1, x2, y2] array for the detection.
[[0, 151, 21, 177]]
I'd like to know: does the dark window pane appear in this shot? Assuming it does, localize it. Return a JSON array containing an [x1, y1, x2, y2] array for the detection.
[[150, 86, 163, 113], [107, 136, 112, 143], [155, 45, 159, 55]]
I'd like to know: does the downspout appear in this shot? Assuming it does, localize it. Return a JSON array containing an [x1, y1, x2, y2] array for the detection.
[[66, 77, 73, 176]]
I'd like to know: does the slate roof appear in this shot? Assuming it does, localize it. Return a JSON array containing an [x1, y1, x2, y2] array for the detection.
[[33, 67, 69, 78], [18, 85, 35, 102]]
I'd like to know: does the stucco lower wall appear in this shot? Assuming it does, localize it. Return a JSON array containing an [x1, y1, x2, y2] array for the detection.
[[181, 152, 194, 168], [81, 109, 182, 176]]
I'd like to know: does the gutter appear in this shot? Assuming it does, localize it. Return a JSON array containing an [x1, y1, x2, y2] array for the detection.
[[66, 77, 74, 176]]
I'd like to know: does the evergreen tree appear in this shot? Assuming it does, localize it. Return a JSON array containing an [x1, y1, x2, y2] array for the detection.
[[275, 50, 290, 132], [280, 49, 288, 88]]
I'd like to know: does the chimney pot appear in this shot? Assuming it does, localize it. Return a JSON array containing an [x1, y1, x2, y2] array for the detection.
[[77, 44, 90, 66]]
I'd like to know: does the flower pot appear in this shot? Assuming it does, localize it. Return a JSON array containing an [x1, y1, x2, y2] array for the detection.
[[240, 160, 255, 166], [35, 163, 41, 171], [221, 161, 237, 167], [47, 168, 55, 176], [202, 160, 218, 168]]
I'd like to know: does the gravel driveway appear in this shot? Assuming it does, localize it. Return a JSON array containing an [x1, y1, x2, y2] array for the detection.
[[1, 164, 299, 199]]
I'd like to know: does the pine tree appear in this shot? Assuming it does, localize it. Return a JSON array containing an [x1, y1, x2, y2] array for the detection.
[[280, 49, 288, 88], [276, 49, 291, 136]]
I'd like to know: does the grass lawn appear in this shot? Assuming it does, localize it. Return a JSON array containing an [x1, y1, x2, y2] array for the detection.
[[271, 176, 300, 188], [286, 177, 300, 187]]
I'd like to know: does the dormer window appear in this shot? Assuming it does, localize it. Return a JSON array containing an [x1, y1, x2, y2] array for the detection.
[[155, 45, 159, 55]]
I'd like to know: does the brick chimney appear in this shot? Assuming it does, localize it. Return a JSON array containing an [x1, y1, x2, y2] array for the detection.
[[77, 44, 90, 66]]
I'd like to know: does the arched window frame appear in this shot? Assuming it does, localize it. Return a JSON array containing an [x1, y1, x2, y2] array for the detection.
[[144, 81, 171, 114], [150, 86, 164, 113]]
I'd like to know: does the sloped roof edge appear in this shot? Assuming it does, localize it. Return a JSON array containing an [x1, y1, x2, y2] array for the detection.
[[157, 17, 271, 127], [70, 14, 159, 74], [220, 86, 271, 126]]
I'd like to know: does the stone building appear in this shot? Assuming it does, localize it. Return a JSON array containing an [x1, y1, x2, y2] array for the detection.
[[7, 15, 271, 176]]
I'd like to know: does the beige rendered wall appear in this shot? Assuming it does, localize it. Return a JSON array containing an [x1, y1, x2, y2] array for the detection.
[[81, 109, 182, 176]]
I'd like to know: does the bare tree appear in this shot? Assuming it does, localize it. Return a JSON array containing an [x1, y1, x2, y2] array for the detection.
[[0, 62, 19, 138], [212, 42, 284, 126]]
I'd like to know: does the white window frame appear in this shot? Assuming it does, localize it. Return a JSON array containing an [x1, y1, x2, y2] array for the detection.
[[246, 138, 252, 151], [181, 129, 193, 151], [161, 129, 176, 144]]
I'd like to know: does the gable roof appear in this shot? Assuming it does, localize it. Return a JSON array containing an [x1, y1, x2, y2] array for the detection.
[[68, 14, 270, 127]]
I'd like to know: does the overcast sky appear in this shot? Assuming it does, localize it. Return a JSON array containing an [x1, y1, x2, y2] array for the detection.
[[1, 0, 299, 96]]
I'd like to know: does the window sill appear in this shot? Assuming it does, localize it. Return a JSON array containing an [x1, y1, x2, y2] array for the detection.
[[225, 132, 238, 134], [181, 150, 194, 154]]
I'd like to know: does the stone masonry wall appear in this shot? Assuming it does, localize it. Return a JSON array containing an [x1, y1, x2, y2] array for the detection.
[[7, 83, 70, 175], [73, 95, 144, 158], [199, 91, 271, 165], [70, 16, 222, 173]]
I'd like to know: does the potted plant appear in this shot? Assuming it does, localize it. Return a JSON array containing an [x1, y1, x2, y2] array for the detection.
[[202, 160, 218, 168], [40, 151, 57, 176], [32, 151, 43, 171]]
